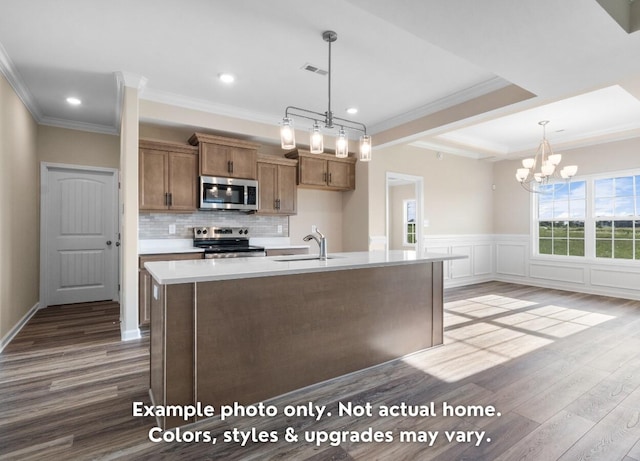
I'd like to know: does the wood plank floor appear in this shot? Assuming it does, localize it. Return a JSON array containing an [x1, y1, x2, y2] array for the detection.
[[2, 282, 640, 460]]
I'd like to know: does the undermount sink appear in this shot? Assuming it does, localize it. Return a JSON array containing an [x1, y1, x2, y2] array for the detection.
[[274, 255, 341, 262]]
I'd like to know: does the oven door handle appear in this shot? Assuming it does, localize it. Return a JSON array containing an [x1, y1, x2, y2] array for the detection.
[[204, 251, 266, 259]]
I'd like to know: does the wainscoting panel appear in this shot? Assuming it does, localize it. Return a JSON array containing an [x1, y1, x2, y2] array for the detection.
[[450, 245, 472, 279], [425, 235, 495, 287], [369, 233, 640, 300], [493, 234, 640, 301], [591, 267, 640, 291], [473, 244, 492, 276], [496, 237, 528, 277], [530, 263, 586, 284]]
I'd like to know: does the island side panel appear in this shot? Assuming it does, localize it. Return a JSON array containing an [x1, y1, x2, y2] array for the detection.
[[149, 280, 165, 416], [195, 262, 435, 410], [432, 261, 444, 346], [150, 281, 195, 429]]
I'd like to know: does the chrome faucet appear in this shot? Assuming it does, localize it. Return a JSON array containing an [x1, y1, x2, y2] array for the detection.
[[303, 228, 328, 260]]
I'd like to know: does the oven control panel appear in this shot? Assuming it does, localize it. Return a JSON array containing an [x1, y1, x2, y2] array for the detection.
[[193, 226, 250, 239]]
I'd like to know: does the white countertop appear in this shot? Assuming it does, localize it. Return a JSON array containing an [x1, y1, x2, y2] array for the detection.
[[145, 250, 466, 285]]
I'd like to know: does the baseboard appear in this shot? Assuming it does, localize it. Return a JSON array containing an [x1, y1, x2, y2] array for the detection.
[[0, 302, 40, 353], [121, 325, 142, 341], [444, 275, 495, 289]]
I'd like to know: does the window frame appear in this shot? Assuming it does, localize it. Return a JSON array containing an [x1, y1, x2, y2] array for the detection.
[[535, 180, 587, 258], [403, 199, 417, 247], [531, 168, 640, 264]]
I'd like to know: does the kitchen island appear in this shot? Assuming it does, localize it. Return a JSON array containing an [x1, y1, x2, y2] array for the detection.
[[145, 251, 464, 429]]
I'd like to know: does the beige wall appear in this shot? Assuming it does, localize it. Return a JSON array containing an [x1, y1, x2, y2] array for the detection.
[[369, 144, 494, 239], [289, 189, 344, 252], [342, 160, 370, 252], [37, 125, 119, 168], [0, 73, 39, 341], [493, 137, 640, 234]]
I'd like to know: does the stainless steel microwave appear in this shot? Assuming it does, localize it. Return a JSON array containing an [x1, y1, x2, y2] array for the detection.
[[199, 176, 258, 211]]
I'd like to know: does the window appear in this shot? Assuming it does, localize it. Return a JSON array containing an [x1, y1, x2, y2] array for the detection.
[[534, 171, 640, 261], [538, 181, 586, 256], [594, 175, 640, 259], [403, 199, 416, 245]]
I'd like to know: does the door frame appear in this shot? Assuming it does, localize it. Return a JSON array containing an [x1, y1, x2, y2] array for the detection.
[[385, 172, 424, 256], [40, 162, 120, 308]]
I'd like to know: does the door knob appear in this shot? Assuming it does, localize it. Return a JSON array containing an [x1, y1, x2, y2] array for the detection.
[[115, 242, 121, 247], [106, 240, 112, 246]]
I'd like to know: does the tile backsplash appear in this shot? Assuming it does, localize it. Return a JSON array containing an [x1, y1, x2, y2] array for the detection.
[[139, 211, 288, 239]]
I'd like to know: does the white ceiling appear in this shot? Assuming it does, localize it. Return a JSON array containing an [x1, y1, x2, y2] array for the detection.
[[1, 0, 640, 159]]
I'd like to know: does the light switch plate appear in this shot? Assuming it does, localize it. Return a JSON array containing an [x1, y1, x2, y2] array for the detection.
[[168, 224, 176, 234]]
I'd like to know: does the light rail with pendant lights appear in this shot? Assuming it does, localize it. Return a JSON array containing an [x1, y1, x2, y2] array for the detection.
[[279, 30, 372, 162]]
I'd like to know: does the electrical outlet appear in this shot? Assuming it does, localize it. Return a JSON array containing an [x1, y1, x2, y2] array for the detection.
[[311, 224, 317, 233], [168, 224, 176, 234], [277, 225, 283, 234]]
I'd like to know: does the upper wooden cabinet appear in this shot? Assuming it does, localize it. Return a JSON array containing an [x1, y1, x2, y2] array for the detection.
[[285, 150, 356, 191], [257, 155, 298, 215], [188, 133, 259, 179], [139, 139, 198, 212]]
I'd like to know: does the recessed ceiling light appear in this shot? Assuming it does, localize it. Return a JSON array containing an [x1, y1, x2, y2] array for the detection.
[[218, 73, 235, 84], [346, 107, 358, 115], [66, 97, 82, 105]]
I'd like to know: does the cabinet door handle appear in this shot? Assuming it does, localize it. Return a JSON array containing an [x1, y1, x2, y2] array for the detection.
[[169, 193, 173, 206], [230, 161, 234, 174], [164, 192, 169, 206], [227, 160, 232, 173], [329, 173, 332, 183], [275, 199, 280, 210], [323, 172, 327, 182]]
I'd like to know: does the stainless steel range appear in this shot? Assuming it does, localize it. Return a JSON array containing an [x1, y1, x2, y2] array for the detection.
[[193, 226, 265, 259]]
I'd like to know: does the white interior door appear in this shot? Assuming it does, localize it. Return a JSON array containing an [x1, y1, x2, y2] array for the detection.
[[41, 164, 119, 306]]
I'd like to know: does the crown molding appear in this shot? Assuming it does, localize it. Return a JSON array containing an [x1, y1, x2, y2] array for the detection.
[[368, 76, 510, 135], [38, 115, 119, 135], [115, 71, 148, 91], [113, 72, 124, 133], [0, 40, 43, 121], [409, 140, 491, 160]]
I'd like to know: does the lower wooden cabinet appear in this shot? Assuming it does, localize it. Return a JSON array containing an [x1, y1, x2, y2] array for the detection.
[[138, 252, 203, 325]]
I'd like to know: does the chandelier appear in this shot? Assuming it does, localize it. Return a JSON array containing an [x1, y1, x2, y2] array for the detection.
[[515, 120, 578, 193], [280, 30, 372, 162]]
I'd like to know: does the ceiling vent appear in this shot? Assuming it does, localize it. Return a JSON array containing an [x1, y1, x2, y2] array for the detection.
[[301, 63, 328, 76]]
